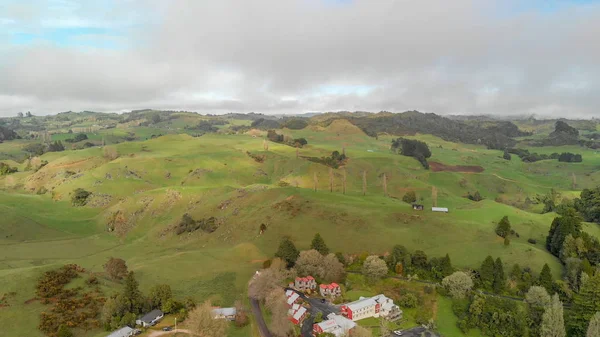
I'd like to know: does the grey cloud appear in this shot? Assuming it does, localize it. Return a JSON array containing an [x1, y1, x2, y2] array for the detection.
[[1, 0, 599, 117]]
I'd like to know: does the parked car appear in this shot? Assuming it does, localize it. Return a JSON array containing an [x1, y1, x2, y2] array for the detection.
[[162, 326, 172, 331], [393, 331, 403, 336], [320, 298, 327, 303]]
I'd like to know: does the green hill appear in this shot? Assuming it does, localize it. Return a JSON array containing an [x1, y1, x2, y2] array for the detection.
[[1, 111, 599, 336]]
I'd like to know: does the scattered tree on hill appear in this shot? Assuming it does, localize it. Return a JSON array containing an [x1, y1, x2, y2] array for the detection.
[[104, 257, 128, 280], [122, 272, 144, 314], [402, 191, 417, 203], [504, 237, 511, 246], [259, 223, 267, 234], [71, 188, 91, 206], [575, 187, 600, 224], [266, 289, 293, 337], [539, 264, 553, 293], [391, 138, 432, 169], [503, 150, 512, 160], [362, 255, 388, 281], [467, 191, 483, 202], [442, 271, 473, 299], [569, 272, 600, 336], [23, 143, 46, 156], [275, 237, 299, 268], [587, 312, 600, 337], [558, 152, 583, 163], [540, 294, 566, 337], [48, 140, 65, 152], [0, 162, 18, 175], [547, 213, 582, 257], [311, 233, 329, 255], [187, 300, 228, 337], [103, 146, 119, 160], [496, 216, 511, 238], [493, 257, 505, 293], [480, 256, 495, 290]]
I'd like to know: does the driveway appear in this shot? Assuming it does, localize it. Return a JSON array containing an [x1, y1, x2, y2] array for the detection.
[[146, 329, 192, 337], [388, 326, 440, 337], [249, 297, 273, 337]]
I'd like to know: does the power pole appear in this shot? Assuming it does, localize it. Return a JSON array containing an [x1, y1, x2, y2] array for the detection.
[[362, 170, 367, 196], [432, 186, 438, 207], [572, 173, 577, 190], [329, 168, 334, 192], [342, 168, 347, 195], [313, 172, 318, 192], [383, 173, 388, 197], [296, 147, 299, 159]]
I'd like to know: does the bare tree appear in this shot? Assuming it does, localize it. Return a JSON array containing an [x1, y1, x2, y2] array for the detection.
[[248, 258, 295, 300], [103, 257, 128, 280], [322, 253, 345, 283], [295, 250, 324, 277], [362, 170, 367, 196], [362, 255, 388, 281], [266, 289, 293, 337], [187, 300, 228, 337], [442, 272, 474, 299]]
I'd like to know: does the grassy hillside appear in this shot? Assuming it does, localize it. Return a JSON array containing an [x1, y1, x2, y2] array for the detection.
[[1, 114, 599, 336]]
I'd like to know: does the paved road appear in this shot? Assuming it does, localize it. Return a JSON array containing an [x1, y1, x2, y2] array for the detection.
[[250, 297, 273, 337], [285, 288, 341, 337]]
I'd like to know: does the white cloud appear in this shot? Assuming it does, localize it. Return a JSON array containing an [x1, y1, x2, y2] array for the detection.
[[1, 0, 600, 117]]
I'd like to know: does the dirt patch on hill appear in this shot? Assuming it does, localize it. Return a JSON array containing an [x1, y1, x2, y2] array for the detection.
[[429, 162, 484, 173]]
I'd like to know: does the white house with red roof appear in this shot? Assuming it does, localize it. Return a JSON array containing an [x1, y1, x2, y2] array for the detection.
[[293, 276, 316, 291], [319, 283, 341, 297], [288, 303, 308, 325], [340, 294, 401, 321], [285, 289, 300, 306]]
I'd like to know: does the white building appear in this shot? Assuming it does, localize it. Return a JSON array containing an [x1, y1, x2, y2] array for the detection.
[[432, 207, 449, 213], [340, 294, 402, 321], [313, 314, 356, 337], [106, 327, 135, 337], [212, 307, 237, 320]]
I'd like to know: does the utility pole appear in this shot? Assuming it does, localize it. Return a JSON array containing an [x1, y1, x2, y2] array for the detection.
[[362, 170, 367, 196], [383, 173, 388, 197], [342, 168, 347, 195], [432, 186, 438, 207], [329, 168, 334, 192], [314, 172, 318, 192], [296, 147, 299, 159]]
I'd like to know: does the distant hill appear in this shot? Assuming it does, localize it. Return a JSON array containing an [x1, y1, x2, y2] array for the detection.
[[345, 111, 517, 150]]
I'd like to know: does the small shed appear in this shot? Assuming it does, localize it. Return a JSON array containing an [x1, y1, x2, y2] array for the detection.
[[412, 204, 424, 211], [106, 326, 135, 337], [212, 307, 237, 320], [432, 207, 449, 213]]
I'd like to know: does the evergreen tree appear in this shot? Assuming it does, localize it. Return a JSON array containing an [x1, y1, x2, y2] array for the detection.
[[310, 233, 329, 255], [480, 256, 495, 290], [495, 216, 511, 238], [122, 271, 144, 314], [386, 245, 408, 271], [440, 254, 453, 277], [510, 264, 522, 281], [493, 257, 505, 293], [539, 264, 553, 293], [570, 273, 600, 336], [540, 294, 566, 337], [275, 237, 299, 268], [587, 312, 600, 337], [547, 214, 582, 257]]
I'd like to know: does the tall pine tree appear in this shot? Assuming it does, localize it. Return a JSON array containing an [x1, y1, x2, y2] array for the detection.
[[122, 271, 144, 314], [540, 294, 566, 337], [310, 233, 329, 255], [441, 254, 453, 277], [493, 257, 505, 293], [539, 264, 553, 293], [480, 256, 495, 290], [571, 273, 600, 336], [275, 237, 299, 268]]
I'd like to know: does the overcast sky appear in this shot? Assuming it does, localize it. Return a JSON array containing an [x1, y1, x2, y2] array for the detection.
[[1, 0, 599, 117]]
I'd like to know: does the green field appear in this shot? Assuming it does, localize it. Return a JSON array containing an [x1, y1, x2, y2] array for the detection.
[[1, 114, 600, 336]]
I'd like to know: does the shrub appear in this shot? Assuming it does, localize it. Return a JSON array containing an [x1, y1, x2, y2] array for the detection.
[[528, 238, 537, 244], [0, 162, 18, 175], [467, 191, 483, 202], [402, 191, 417, 203], [399, 293, 418, 308], [495, 216, 511, 238], [71, 188, 91, 206]]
